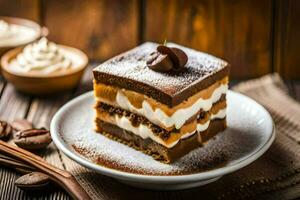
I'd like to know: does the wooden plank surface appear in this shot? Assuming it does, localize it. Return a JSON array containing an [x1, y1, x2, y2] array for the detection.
[[0, 0, 40, 21], [274, 0, 300, 79], [42, 0, 139, 60], [145, 0, 273, 79], [0, 84, 30, 122]]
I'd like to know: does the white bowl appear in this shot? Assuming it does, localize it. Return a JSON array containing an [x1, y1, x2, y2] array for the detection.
[[51, 90, 275, 190]]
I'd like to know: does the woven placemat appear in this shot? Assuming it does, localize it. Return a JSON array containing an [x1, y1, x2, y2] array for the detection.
[[60, 74, 300, 200]]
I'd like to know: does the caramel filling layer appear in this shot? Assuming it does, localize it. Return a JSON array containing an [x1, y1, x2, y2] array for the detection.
[[94, 76, 228, 115]]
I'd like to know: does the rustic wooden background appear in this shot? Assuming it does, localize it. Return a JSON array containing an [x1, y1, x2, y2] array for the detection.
[[0, 0, 299, 79]]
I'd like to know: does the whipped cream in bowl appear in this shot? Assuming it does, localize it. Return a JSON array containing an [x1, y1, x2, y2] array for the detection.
[[9, 38, 73, 75], [1, 37, 88, 95], [7, 37, 87, 76]]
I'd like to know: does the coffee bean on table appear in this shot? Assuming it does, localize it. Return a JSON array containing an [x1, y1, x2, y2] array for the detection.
[[15, 172, 51, 191], [0, 120, 12, 140], [11, 119, 34, 131], [13, 128, 52, 150]]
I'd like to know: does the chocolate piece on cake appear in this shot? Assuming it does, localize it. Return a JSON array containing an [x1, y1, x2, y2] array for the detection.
[[93, 42, 229, 163]]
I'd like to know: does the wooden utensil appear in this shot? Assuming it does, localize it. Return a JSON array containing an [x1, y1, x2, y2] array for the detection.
[[0, 140, 91, 200], [0, 153, 36, 172]]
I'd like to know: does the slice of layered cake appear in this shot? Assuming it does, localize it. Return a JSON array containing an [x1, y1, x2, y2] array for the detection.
[[93, 42, 229, 163]]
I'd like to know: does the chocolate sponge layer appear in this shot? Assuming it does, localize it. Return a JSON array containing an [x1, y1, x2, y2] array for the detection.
[[93, 42, 229, 107], [95, 118, 226, 163]]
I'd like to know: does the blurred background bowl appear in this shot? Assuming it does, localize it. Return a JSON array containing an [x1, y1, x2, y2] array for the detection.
[[0, 16, 46, 58], [1, 45, 88, 95]]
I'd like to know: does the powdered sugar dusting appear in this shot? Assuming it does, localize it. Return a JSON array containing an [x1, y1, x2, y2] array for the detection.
[[93, 42, 228, 95], [54, 91, 272, 176]]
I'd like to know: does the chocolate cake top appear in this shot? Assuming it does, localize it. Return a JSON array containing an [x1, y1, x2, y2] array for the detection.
[[93, 42, 229, 107]]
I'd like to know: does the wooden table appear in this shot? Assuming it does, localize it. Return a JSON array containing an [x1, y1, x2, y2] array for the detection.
[[1, 64, 299, 199]]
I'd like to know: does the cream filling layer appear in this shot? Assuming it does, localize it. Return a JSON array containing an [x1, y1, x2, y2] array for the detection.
[[116, 84, 228, 130], [115, 108, 226, 148]]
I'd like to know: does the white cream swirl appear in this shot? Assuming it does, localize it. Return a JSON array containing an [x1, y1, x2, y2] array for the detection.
[[115, 108, 226, 148], [115, 84, 228, 129], [0, 20, 38, 47], [11, 37, 72, 74]]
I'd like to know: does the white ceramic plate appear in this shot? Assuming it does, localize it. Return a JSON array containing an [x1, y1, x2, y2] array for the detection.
[[51, 91, 275, 190]]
